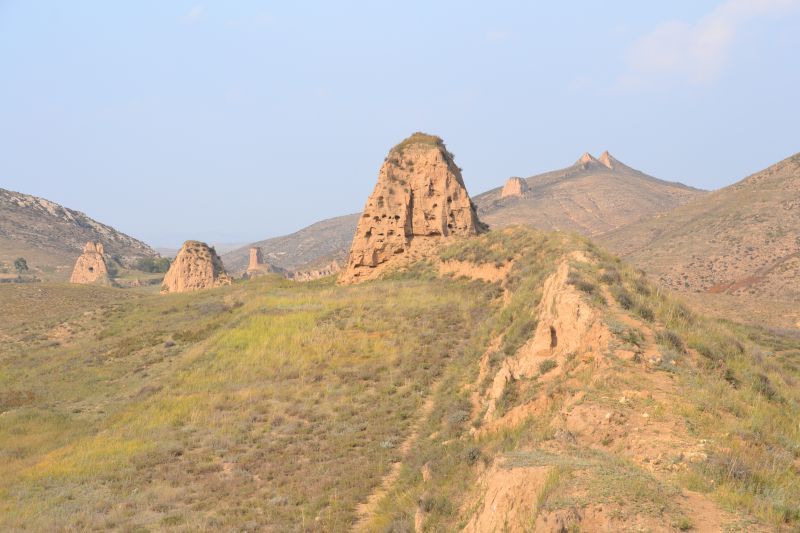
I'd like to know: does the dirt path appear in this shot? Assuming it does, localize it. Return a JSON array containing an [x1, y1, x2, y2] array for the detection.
[[352, 386, 438, 531]]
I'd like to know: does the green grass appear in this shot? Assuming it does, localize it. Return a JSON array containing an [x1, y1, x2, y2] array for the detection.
[[595, 252, 800, 528], [2, 227, 799, 530], [392, 131, 445, 153], [378, 232, 800, 530], [0, 273, 497, 530]]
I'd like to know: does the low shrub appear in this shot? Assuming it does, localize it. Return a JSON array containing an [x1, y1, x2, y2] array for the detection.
[[538, 359, 557, 375], [656, 329, 686, 354]]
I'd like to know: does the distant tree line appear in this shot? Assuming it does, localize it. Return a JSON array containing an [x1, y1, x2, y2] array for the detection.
[[135, 257, 171, 273]]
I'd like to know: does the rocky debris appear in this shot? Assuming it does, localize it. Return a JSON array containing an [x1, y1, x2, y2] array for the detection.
[[341, 132, 485, 283], [500, 177, 530, 199], [161, 240, 232, 293], [291, 260, 341, 282], [69, 242, 111, 285]]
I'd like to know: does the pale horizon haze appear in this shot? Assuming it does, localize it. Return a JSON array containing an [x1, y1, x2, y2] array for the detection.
[[2, 1, 799, 247]]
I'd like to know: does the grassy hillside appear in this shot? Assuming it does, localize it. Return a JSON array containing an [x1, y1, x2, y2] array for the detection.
[[0, 265, 497, 530], [2, 228, 798, 531], [600, 152, 800, 329]]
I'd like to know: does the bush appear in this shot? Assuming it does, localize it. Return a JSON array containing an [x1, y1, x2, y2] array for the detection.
[[633, 279, 651, 296], [13, 257, 28, 274], [751, 373, 780, 402], [568, 273, 597, 295], [612, 287, 634, 310], [136, 257, 171, 273], [599, 268, 621, 285], [538, 359, 557, 375], [656, 329, 686, 353], [466, 447, 483, 465], [637, 305, 655, 322]]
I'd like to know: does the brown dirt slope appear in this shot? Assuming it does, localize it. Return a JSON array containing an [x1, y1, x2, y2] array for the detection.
[[0, 187, 157, 279], [599, 151, 800, 328], [474, 151, 703, 235]]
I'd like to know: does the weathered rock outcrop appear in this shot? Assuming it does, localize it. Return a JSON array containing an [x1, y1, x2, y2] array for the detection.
[[340, 132, 485, 283], [500, 177, 530, 199], [69, 241, 111, 285], [161, 240, 232, 293]]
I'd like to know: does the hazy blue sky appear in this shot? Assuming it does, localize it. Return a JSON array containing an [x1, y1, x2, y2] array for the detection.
[[2, 1, 799, 247]]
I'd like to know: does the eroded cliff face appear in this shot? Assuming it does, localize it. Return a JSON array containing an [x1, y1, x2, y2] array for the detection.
[[161, 240, 232, 293], [341, 133, 485, 283], [69, 241, 111, 285]]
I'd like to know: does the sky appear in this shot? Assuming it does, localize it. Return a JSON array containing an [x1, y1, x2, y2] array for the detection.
[[1, 1, 799, 247]]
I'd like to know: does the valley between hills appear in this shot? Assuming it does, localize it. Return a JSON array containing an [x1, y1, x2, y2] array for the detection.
[[1, 133, 799, 531]]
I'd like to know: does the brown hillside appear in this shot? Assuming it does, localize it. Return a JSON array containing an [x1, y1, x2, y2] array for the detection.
[[599, 152, 800, 328], [474, 151, 704, 235], [0, 188, 157, 279]]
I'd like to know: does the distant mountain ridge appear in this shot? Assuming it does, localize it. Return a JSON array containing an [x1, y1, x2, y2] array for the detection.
[[0, 187, 157, 277], [474, 151, 703, 236], [222, 152, 704, 275]]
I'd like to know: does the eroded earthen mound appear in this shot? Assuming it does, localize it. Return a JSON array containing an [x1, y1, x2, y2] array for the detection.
[[500, 177, 530, 198], [161, 240, 232, 293], [69, 241, 111, 285], [340, 132, 485, 283]]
